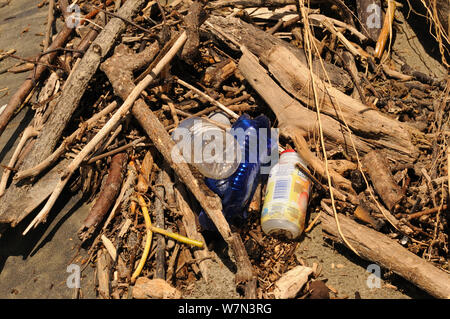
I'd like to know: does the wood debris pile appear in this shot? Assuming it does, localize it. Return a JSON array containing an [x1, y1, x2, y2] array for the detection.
[[0, 0, 449, 299]]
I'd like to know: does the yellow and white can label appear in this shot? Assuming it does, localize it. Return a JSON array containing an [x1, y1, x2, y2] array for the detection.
[[261, 164, 311, 229]]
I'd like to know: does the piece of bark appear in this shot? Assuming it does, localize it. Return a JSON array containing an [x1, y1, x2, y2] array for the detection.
[[208, 15, 420, 163], [273, 265, 313, 299], [356, 0, 383, 42], [132, 277, 182, 299], [154, 171, 166, 280], [307, 280, 330, 299], [321, 212, 450, 299], [136, 150, 154, 193], [362, 150, 404, 211], [43, 0, 55, 51], [0, 0, 148, 228], [96, 249, 111, 299], [174, 180, 211, 281], [204, 15, 352, 92], [353, 204, 382, 230], [117, 250, 131, 280], [202, 59, 237, 89], [161, 163, 177, 208], [78, 153, 127, 242], [0, 126, 39, 197]]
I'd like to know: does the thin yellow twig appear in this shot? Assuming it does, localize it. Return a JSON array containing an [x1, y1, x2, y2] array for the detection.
[[150, 226, 204, 248], [130, 195, 153, 283]]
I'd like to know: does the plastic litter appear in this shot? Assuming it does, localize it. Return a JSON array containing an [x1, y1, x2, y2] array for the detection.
[[261, 149, 311, 240], [199, 114, 277, 231], [172, 115, 241, 179]]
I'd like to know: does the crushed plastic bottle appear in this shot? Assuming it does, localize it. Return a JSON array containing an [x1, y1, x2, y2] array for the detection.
[[261, 149, 311, 240], [199, 114, 278, 231], [171, 115, 241, 179]]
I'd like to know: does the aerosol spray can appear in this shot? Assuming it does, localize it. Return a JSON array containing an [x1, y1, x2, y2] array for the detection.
[[261, 149, 311, 239]]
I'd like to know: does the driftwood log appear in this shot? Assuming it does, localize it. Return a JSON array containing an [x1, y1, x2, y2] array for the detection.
[[78, 153, 127, 242], [205, 15, 353, 92], [209, 15, 421, 164], [239, 50, 356, 192], [0, 0, 148, 230], [321, 212, 450, 299], [154, 170, 166, 280], [273, 265, 313, 299], [362, 150, 405, 211]]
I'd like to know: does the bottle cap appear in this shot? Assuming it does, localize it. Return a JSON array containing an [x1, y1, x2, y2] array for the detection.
[[280, 149, 295, 155], [280, 149, 308, 169]]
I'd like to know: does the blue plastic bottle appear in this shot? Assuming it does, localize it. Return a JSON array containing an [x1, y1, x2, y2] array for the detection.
[[199, 114, 277, 231]]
